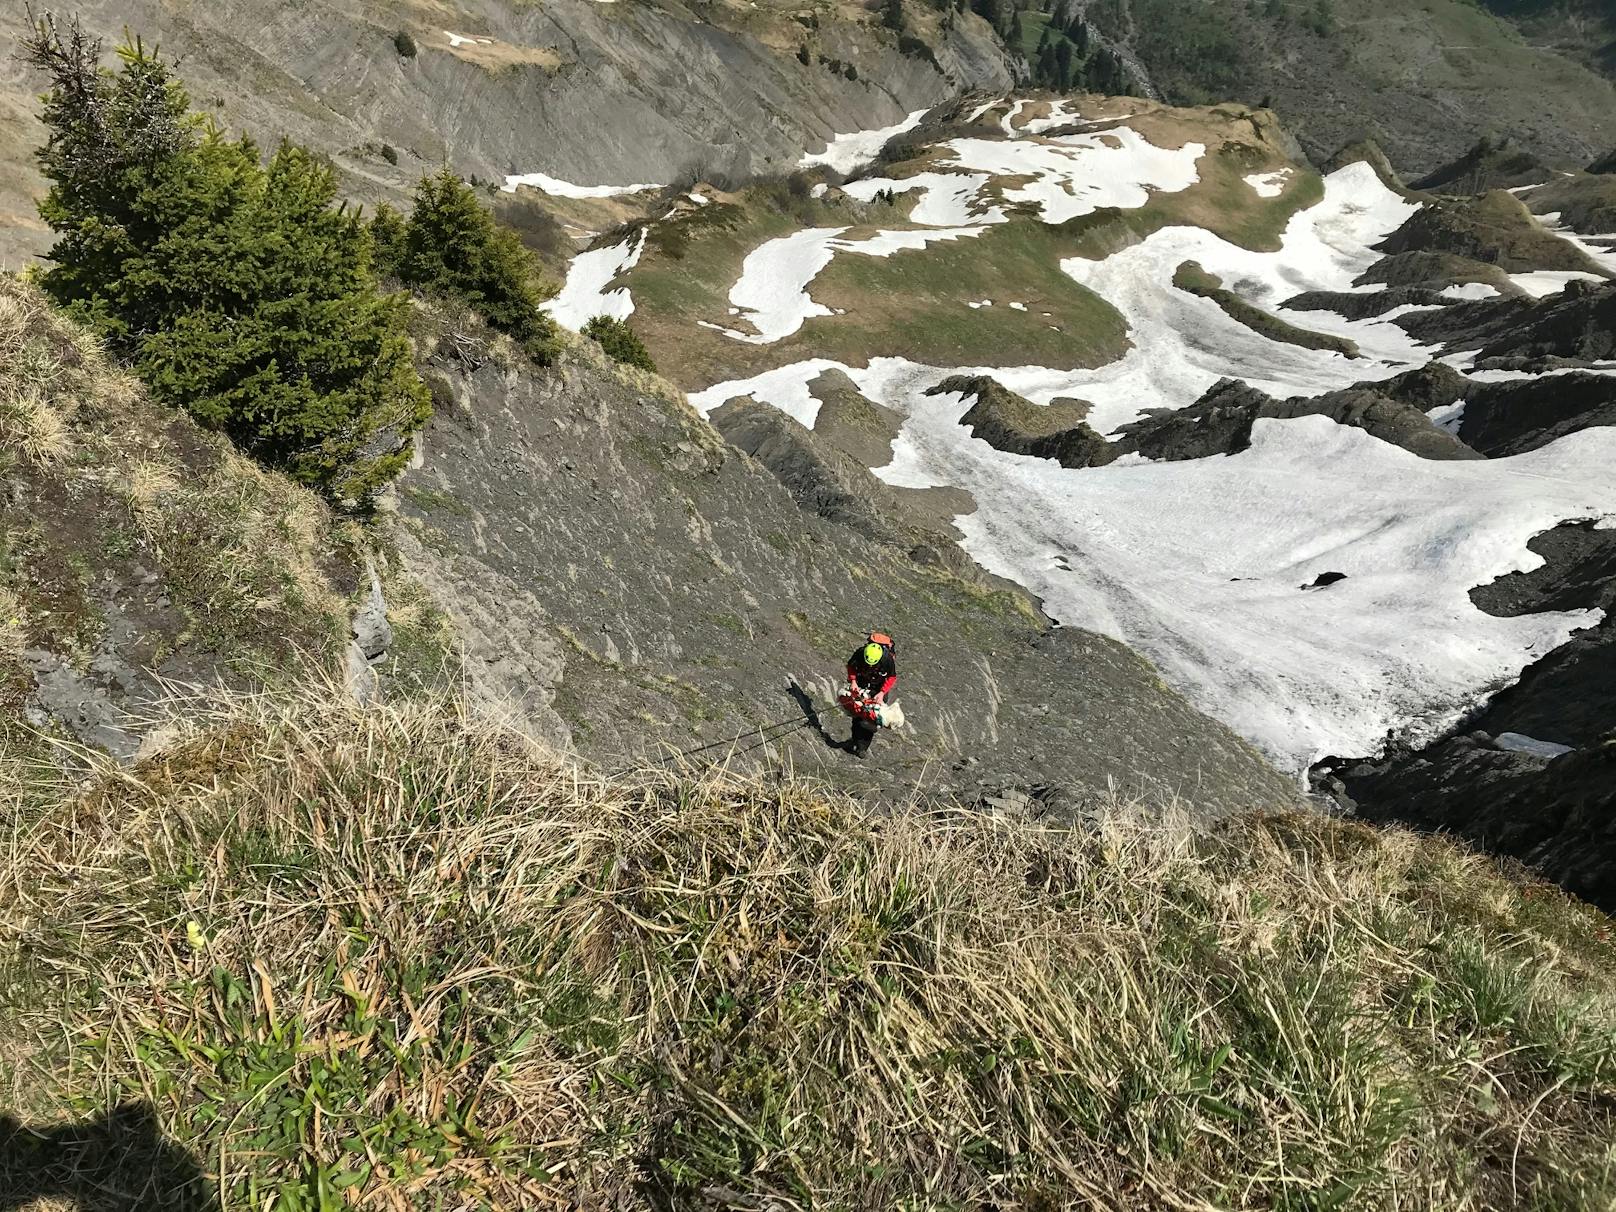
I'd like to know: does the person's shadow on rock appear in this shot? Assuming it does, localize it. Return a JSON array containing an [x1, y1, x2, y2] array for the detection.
[[0, 1103, 212, 1211], [786, 679, 845, 749]]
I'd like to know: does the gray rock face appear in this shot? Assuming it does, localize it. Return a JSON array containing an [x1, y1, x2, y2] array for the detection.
[[0, 0, 1012, 264], [1397, 280, 1616, 370], [1410, 140, 1554, 195], [1349, 737, 1616, 912], [1110, 377, 1478, 463], [1452, 374, 1616, 456], [393, 337, 1297, 816], [934, 375, 1114, 470]]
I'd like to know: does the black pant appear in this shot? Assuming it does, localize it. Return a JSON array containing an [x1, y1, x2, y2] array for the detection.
[[848, 716, 878, 756]]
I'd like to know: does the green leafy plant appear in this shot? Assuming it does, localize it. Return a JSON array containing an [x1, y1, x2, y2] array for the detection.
[[582, 315, 657, 372]]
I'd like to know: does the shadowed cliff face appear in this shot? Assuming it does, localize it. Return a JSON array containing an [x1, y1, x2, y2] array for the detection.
[[0, 0, 1012, 265], [389, 327, 1297, 817]]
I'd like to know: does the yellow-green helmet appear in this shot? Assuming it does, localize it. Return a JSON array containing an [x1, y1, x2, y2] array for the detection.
[[862, 642, 884, 666]]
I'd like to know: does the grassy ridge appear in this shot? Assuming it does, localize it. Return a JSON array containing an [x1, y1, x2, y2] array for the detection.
[[3, 692, 1614, 1208]]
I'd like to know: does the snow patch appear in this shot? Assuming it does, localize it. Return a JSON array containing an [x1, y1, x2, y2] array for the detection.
[[712, 224, 988, 344], [1244, 169, 1292, 198], [1440, 282, 1500, 301], [1425, 400, 1466, 434], [938, 128, 1205, 225], [799, 109, 929, 174], [1495, 732, 1574, 758], [501, 171, 659, 198], [444, 30, 493, 47], [841, 171, 1004, 227], [543, 230, 646, 330]]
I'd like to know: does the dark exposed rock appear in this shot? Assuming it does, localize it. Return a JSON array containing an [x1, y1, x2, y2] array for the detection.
[[1353, 251, 1521, 297], [1376, 191, 1609, 276], [1410, 139, 1553, 196], [1110, 377, 1478, 462], [933, 375, 1115, 469], [1464, 521, 1616, 749], [1452, 373, 1616, 456], [1282, 286, 1453, 320], [1302, 571, 1348, 589], [1396, 280, 1616, 366], [1592, 148, 1616, 175], [1350, 737, 1616, 912]]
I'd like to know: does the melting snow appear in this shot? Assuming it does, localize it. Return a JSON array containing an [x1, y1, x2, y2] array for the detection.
[[1244, 169, 1292, 198], [1055, 162, 1427, 433], [500, 172, 659, 197], [842, 172, 1004, 226], [939, 129, 1205, 224], [543, 230, 646, 329], [1495, 732, 1574, 758], [1020, 100, 1080, 134], [444, 31, 494, 47], [799, 109, 930, 174], [710, 224, 988, 343], [964, 98, 1003, 123], [1440, 282, 1500, 301]]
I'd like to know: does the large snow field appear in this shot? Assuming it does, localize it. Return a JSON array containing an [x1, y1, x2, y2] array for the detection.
[[886, 394, 1616, 773], [799, 108, 930, 174], [692, 353, 1616, 773]]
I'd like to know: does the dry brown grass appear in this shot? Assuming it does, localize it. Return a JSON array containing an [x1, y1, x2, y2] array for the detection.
[[2, 689, 1614, 1209]]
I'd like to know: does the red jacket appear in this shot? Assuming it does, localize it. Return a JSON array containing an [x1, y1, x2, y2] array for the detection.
[[846, 645, 897, 699]]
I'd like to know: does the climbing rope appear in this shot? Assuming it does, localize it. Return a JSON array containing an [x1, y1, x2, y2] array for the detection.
[[606, 706, 828, 778]]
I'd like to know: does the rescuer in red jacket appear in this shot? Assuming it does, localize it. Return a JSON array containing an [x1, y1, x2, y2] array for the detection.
[[841, 633, 896, 758]]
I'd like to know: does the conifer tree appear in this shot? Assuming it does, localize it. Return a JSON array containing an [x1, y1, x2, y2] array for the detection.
[[23, 13, 430, 502], [388, 169, 561, 363]]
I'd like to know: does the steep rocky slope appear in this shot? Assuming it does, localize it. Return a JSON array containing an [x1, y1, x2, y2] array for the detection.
[[391, 311, 1294, 813], [0, 0, 1011, 266]]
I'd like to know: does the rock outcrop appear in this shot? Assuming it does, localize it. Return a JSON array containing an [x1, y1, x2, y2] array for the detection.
[[1410, 139, 1554, 196], [1375, 192, 1609, 277], [1397, 280, 1616, 369], [1109, 377, 1477, 463], [933, 375, 1114, 469]]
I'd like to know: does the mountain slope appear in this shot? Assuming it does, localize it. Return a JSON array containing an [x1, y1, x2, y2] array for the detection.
[[553, 97, 1615, 779], [0, 0, 1012, 266], [392, 302, 1295, 812], [1079, 0, 1616, 175]]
